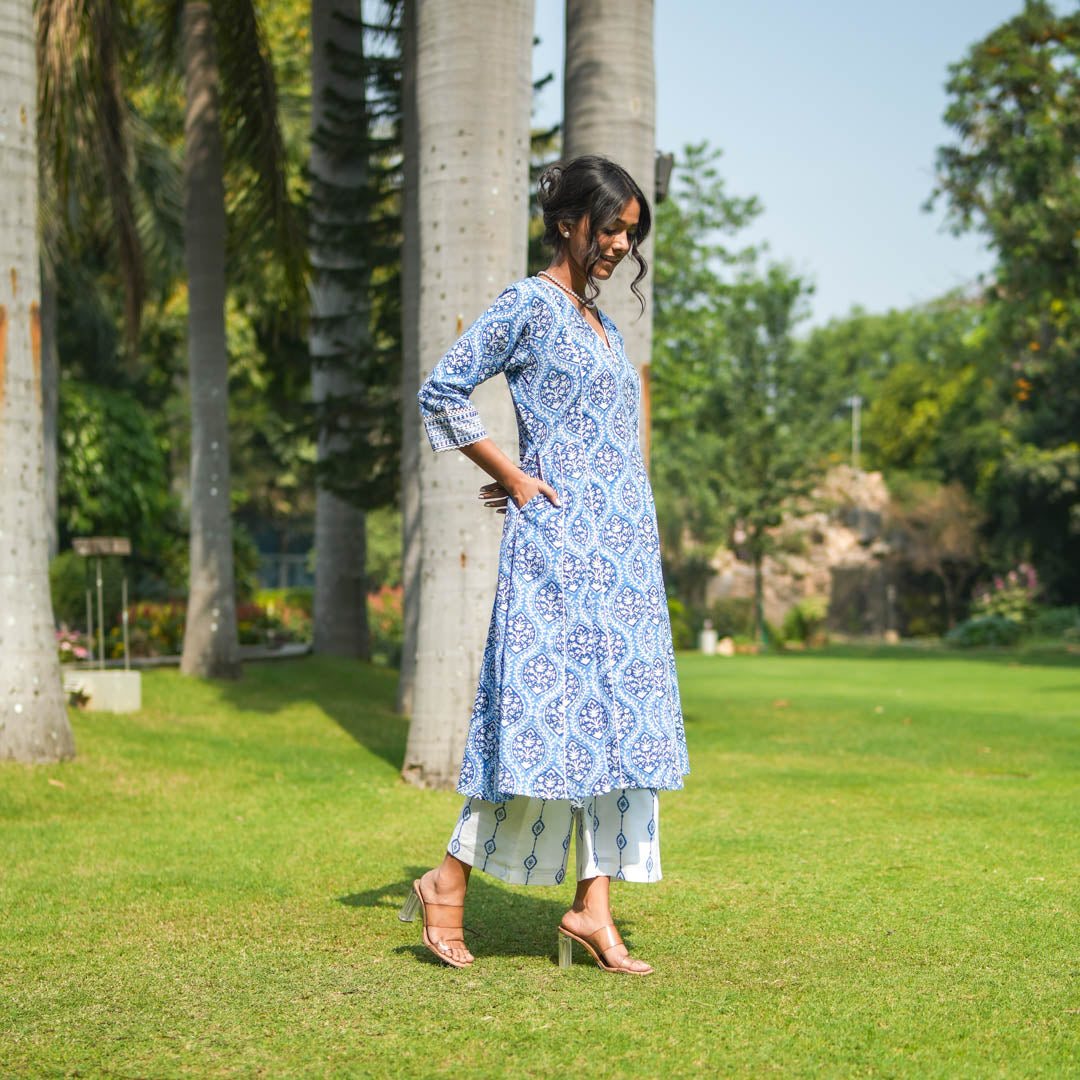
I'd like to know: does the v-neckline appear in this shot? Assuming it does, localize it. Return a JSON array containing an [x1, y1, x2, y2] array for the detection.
[[535, 275, 613, 354]]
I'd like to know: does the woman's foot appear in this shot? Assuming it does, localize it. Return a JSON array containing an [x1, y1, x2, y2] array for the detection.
[[417, 864, 474, 966], [559, 906, 652, 973]]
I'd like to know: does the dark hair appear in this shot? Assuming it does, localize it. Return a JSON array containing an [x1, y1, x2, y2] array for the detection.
[[536, 155, 652, 314]]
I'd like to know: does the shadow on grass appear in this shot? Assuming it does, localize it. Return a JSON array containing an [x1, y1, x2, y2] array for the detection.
[[215, 655, 408, 771], [343, 868, 650, 967]]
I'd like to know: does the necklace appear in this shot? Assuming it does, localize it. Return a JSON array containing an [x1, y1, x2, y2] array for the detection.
[[537, 269, 596, 309]]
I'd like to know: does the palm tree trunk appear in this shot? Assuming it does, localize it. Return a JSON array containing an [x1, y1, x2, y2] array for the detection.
[[309, 0, 371, 659], [179, 1, 241, 679], [0, 0, 75, 761], [563, 0, 656, 464], [40, 257, 59, 560], [396, 0, 421, 713], [400, 0, 534, 788]]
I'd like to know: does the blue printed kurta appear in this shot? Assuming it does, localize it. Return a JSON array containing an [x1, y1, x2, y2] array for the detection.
[[417, 276, 690, 805]]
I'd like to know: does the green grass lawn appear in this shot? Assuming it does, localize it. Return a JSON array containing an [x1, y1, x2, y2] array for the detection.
[[2, 649, 1078, 1079]]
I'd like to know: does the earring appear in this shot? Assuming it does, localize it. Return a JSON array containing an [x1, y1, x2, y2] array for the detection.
[[561, 229, 569, 238]]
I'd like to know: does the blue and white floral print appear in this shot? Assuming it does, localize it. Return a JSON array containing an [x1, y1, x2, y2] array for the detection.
[[417, 276, 690, 804]]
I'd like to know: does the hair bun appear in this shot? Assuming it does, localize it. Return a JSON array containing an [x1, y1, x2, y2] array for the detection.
[[536, 162, 564, 210]]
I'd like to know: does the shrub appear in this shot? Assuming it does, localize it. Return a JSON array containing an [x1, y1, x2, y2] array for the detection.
[[1028, 605, 1080, 640], [56, 625, 91, 665], [763, 619, 785, 649], [945, 615, 1024, 648], [781, 596, 829, 645], [123, 602, 187, 657], [256, 587, 314, 617], [666, 596, 695, 650], [236, 601, 313, 648], [707, 597, 755, 639], [971, 563, 1040, 623]]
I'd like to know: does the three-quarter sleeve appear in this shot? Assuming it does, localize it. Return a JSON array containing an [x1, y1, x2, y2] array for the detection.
[[417, 282, 532, 453]]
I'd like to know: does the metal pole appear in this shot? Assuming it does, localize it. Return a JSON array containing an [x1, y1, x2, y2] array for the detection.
[[853, 395, 861, 472], [846, 394, 863, 472], [86, 588, 93, 667], [96, 556, 105, 669], [122, 576, 130, 671]]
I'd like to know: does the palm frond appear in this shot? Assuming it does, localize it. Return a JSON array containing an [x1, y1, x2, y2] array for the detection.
[[210, 0, 305, 308], [36, 0, 146, 357]]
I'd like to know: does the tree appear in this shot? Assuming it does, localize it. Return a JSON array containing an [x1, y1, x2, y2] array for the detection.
[[928, 0, 1080, 601], [796, 297, 986, 473], [396, 0, 420, 714], [306, 1, 404, 658], [400, 0, 534, 789], [887, 480, 985, 628], [176, 0, 301, 678], [715, 266, 823, 642], [177, 3, 242, 677], [650, 142, 760, 610], [0, 0, 75, 761], [562, 0, 656, 462], [37, 0, 148, 559], [399, 25, 561, 715], [651, 143, 824, 640], [309, 0, 371, 659]]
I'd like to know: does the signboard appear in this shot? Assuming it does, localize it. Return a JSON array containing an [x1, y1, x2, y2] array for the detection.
[[72, 537, 131, 557]]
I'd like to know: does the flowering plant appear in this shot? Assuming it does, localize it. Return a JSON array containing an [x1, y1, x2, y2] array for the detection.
[[56, 625, 90, 664], [971, 563, 1040, 624]]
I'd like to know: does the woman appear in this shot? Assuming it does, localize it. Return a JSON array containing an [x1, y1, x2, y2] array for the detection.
[[400, 156, 689, 975]]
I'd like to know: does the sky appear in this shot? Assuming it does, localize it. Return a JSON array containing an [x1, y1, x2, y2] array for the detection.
[[532, 0, 1031, 328]]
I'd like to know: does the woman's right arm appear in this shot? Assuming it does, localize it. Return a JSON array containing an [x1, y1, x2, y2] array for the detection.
[[416, 284, 559, 510], [460, 438, 559, 512]]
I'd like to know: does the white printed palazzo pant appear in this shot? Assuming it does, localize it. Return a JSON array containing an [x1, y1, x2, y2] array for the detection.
[[446, 787, 661, 886]]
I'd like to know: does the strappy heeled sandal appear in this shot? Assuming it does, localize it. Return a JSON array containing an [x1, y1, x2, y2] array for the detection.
[[557, 921, 653, 975], [398, 879, 472, 968]]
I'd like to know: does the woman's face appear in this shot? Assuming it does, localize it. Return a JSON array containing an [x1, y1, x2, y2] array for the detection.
[[565, 196, 641, 279]]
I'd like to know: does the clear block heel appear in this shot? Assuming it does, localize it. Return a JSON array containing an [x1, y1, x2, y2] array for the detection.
[[558, 932, 573, 969], [398, 890, 420, 922]]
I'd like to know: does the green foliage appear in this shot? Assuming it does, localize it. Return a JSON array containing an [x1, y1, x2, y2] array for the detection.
[[706, 597, 755, 639], [944, 615, 1025, 648], [929, 0, 1080, 601], [256, 587, 314, 617], [307, 1, 403, 513], [651, 143, 826, 637], [1029, 605, 1080, 639], [665, 597, 695, 651], [235, 601, 312, 648], [154, 521, 261, 604], [364, 505, 403, 590], [781, 596, 829, 645], [232, 523, 261, 604], [798, 298, 993, 482], [49, 550, 133, 633], [57, 379, 177, 556], [651, 143, 761, 576]]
